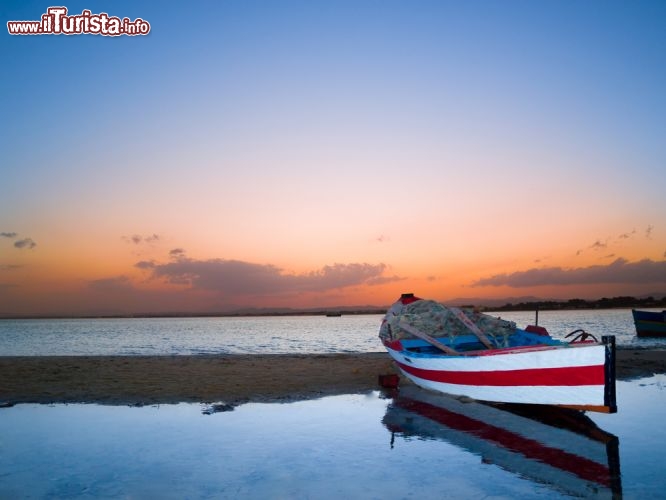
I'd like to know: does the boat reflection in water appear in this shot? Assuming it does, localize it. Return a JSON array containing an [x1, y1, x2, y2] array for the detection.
[[383, 385, 621, 498]]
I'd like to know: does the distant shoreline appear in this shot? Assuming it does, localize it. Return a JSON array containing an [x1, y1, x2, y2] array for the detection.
[[1, 348, 664, 407], [0, 295, 663, 320], [0, 309, 386, 320]]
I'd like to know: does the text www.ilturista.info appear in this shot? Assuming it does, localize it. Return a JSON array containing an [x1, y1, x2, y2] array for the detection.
[[7, 7, 150, 36]]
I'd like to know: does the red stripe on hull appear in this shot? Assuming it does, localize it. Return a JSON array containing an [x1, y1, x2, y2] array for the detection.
[[396, 361, 604, 386]]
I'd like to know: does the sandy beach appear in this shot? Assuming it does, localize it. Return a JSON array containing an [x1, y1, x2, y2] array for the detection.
[[1, 348, 665, 406]]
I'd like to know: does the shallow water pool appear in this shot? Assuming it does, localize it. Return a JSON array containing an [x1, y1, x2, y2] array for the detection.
[[2, 375, 665, 498]]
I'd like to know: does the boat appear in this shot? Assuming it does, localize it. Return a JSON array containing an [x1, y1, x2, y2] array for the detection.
[[631, 309, 666, 337], [379, 294, 617, 413], [383, 385, 622, 498]]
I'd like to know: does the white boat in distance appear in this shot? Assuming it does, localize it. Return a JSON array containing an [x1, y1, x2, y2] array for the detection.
[[379, 294, 617, 413]]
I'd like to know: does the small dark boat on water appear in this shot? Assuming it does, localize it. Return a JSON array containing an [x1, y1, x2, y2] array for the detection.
[[632, 309, 666, 337]]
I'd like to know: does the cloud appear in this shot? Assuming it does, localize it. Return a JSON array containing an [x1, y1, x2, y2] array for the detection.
[[577, 227, 655, 256], [2, 233, 38, 251], [590, 239, 607, 251], [135, 260, 156, 270], [14, 238, 36, 250], [169, 248, 186, 260], [0, 264, 22, 271], [88, 276, 135, 293], [366, 274, 405, 286], [576, 239, 607, 256], [138, 256, 389, 295], [123, 233, 161, 245], [617, 229, 636, 240], [471, 258, 666, 288]]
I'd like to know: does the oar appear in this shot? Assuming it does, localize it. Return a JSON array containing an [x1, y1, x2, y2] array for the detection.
[[398, 321, 461, 355], [449, 307, 494, 349]]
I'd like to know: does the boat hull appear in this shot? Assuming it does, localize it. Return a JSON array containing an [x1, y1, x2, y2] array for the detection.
[[632, 309, 666, 337], [384, 337, 616, 412]]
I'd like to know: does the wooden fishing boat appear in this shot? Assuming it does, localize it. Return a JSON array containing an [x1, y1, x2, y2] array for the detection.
[[379, 294, 617, 413], [632, 309, 666, 337], [383, 385, 621, 498]]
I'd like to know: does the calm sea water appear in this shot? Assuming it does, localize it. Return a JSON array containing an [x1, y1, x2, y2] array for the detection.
[[1, 309, 664, 356]]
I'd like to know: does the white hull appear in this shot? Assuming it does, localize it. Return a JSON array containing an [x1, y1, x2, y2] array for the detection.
[[385, 342, 614, 409]]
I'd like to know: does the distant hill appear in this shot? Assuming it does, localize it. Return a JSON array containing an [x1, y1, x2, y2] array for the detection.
[[465, 294, 666, 312], [444, 296, 544, 308], [186, 294, 666, 316]]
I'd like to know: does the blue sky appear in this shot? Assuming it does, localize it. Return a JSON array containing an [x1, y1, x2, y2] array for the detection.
[[2, 1, 665, 314]]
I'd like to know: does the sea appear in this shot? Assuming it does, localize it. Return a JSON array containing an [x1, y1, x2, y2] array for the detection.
[[3, 308, 666, 498], [1, 308, 665, 356]]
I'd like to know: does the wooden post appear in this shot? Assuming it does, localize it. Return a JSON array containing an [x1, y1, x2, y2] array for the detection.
[[603, 335, 617, 413]]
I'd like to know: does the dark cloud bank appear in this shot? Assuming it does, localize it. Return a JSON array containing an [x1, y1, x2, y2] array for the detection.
[[472, 258, 666, 288], [135, 253, 402, 296]]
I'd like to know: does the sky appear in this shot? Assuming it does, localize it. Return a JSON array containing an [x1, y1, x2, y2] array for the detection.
[[1, 0, 665, 316]]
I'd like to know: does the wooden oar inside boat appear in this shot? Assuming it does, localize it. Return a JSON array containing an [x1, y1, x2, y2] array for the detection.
[[398, 321, 461, 355], [449, 307, 494, 349]]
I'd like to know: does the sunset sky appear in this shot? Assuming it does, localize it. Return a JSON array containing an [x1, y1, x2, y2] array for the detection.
[[2, 1, 665, 316]]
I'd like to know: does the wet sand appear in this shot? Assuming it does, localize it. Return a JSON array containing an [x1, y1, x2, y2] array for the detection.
[[1, 349, 664, 406]]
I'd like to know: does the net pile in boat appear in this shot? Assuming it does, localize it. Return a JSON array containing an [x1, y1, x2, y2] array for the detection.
[[379, 299, 517, 347]]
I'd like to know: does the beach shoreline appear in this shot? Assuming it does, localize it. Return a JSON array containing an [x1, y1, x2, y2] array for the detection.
[[1, 348, 665, 407]]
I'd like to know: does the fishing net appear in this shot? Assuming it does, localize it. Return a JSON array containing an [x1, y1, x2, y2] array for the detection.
[[379, 299, 517, 348]]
